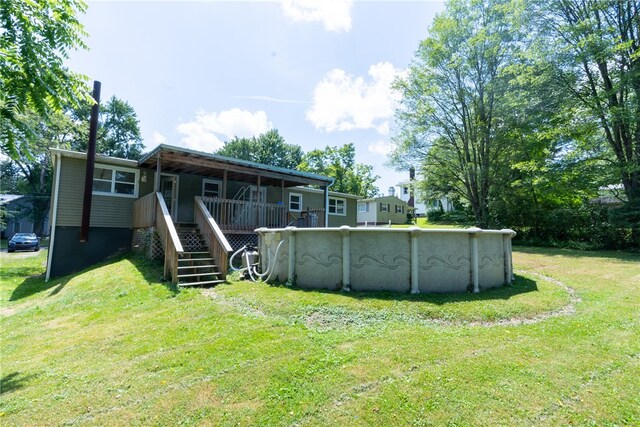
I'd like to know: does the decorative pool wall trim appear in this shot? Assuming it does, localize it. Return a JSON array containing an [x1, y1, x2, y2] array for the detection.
[[256, 226, 516, 294]]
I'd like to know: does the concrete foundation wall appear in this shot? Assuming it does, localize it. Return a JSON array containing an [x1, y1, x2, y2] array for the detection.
[[258, 227, 515, 294]]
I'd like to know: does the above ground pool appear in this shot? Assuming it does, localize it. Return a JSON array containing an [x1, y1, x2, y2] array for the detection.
[[256, 226, 516, 294]]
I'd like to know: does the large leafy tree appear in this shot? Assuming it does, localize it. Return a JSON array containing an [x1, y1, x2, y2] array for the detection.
[[0, 96, 143, 235], [69, 96, 144, 160], [299, 143, 380, 198], [216, 129, 303, 169], [0, 0, 90, 158], [392, 0, 523, 227], [535, 0, 640, 242], [0, 109, 77, 235]]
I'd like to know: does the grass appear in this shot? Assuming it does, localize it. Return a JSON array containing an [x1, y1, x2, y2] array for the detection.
[[391, 218, 459, 229], [1, 247, 639, 425]]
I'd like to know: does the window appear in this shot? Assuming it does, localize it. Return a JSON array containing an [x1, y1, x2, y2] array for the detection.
[[403, 186, 409, 195], [395, 205, 404, 214], [92, 165, 138, 197], [202, 179, 222, 198], [357, 203, 368, 213], [289, 193, 302, 211], [380, 203, 389, 212], [328, 197, 346, 215]]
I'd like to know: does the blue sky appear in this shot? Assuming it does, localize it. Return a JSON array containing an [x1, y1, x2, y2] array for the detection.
[[68, 0, 445, 193]]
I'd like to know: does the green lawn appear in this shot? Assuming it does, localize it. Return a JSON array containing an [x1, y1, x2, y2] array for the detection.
[[1, 247, 638, 425], [391, 218, 459, 229]]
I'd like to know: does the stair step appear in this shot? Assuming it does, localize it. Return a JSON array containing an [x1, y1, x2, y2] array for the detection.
[[178, 271, 221, 278], [178, 279, 226, 287], [178, 257, 215, 263], [177, 264, 219, 270], [178, 272, 221, 279], [180, 251, 211, 256]]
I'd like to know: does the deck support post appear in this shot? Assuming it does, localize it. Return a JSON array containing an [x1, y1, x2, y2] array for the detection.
[[154, 153, 161, 193], [322, 185, 329, 227]]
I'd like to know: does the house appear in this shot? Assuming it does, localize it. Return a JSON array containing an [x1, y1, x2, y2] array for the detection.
[[45, 145, 359, 285], [1, 194, 50, 239], [357, 195, 409, 226], [396, 180, 454, 217]]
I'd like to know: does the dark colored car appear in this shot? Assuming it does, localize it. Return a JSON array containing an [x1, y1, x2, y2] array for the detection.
[[8, 233, 40, 252]]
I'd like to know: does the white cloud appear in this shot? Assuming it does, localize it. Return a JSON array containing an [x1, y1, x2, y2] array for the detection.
[[176, 108, 272, 152], [368, 140, 393, 156], [306, 62, 405, 134], [281, 0, 353, 33], [150, 131, 167, 146]]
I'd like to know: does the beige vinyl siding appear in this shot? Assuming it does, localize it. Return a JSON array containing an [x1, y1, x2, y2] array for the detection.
[[56, 157, 136, 228], [372, 196, 408, 224], [285, 188, 358, 227], [357, 201, 378, 224]]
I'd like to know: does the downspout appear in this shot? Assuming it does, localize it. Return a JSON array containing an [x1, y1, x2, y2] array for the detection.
[[45, 152, 62, 282], [324, 178, 334, 228]]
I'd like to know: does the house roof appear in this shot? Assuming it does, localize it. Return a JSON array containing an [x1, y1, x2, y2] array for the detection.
[[50, 148, 140, 168], [138, 144, 334, 188], [289, 186, 362, 199], [359, 195, 408, 204], [0, 194, 24, 205]]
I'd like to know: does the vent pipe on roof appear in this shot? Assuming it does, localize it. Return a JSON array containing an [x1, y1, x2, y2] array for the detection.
[[80, 81, 101, 242]]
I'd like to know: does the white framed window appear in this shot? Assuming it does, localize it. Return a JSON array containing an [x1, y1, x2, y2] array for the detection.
[[202, 179, 222, 198], [403, 186, 409, 195], [328, 197, 346, 216], [357, 203, 368, 213], [380, 203, 389, 212], [395, 205, 404, 214], [289, 193, 303, 212], [92, 164, 139, 198]]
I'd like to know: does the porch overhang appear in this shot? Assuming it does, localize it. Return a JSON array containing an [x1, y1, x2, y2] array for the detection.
[[138, 144, 332, 187]]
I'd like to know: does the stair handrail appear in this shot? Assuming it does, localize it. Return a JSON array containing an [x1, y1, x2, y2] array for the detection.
[[155, 192, 183, 283], [233, 185, 249, 201], [194, 196, 233, 279]]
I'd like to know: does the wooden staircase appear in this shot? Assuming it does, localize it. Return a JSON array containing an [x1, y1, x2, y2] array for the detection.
[[175, 223, 225, 287]]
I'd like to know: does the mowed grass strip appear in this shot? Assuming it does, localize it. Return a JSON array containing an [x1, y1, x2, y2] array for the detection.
[[0, 247, 638, 426]]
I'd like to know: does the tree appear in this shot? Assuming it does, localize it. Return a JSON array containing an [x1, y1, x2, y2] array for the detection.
[[392, 0, 523, 228], [0, 95, 143, 235], [216, 129, 303, 169], [69, 96, 144, 160], [535, 0, 640, 244], [0, 110, 73, 235], [299, 143, 380, 198], [0, 0, 90, 158]]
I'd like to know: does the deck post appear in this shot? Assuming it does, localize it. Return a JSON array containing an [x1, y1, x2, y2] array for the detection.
[[256, 176, 261, 227], [322, 185, 329, 227], [154, 153, 161, 193]]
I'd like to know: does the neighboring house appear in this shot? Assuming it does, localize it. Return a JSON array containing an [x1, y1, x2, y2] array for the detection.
[[396, 180, 454, 217], [0, 194, 49, 239], [45, 145, 358, 283], [357, 195, 409, 226]]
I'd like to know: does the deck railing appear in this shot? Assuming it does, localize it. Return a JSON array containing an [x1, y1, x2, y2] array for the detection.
[[201, 196, 287, 231], [154, 192, 183, 283], [194, 196, 232, 279], [132, 192, 157, 228]]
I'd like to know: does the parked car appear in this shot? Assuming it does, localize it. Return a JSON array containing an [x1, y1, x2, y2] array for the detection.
[[8, 233, 40, 252]]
